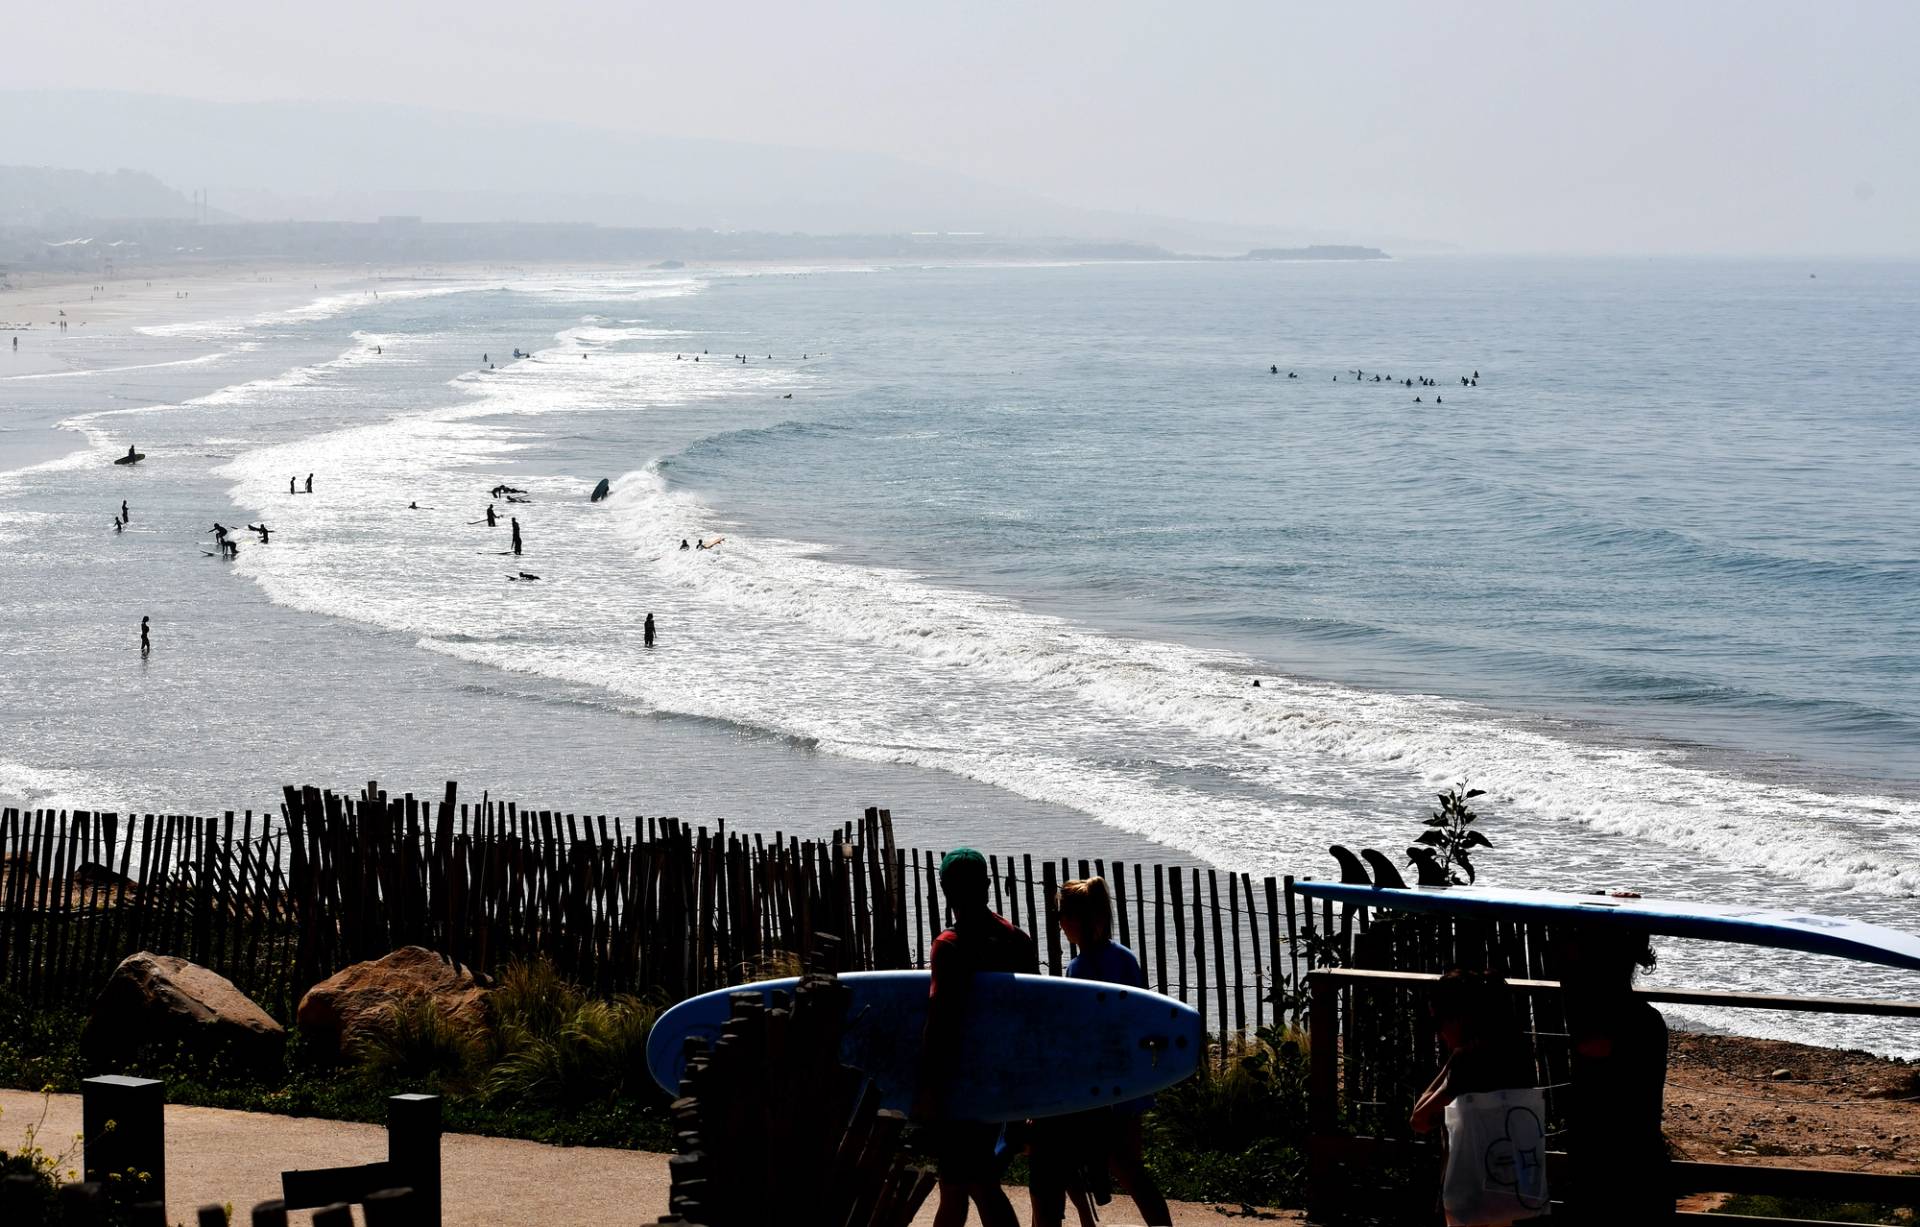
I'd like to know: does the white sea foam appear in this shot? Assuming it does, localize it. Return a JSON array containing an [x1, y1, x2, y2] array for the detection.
[[0, 759, 121, 809], [201, 314, 1920, 908]]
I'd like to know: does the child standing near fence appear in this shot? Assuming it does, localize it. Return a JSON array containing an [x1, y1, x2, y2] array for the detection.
[[1029, 877, 1173, 1227], [1411, 968, 1541, 1226]]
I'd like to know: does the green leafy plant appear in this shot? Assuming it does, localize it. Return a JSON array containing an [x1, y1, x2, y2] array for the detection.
[[1409, 783, 1490, 884]]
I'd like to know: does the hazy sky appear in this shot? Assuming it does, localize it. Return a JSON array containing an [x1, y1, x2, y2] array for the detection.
[[8, 0, 1918, 253]]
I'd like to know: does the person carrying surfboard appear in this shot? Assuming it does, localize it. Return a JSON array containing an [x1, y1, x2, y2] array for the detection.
[[1030, 877, 1172, 1227], [914, 847, 1037, 1227], [1559, 927, 1670, 1223]]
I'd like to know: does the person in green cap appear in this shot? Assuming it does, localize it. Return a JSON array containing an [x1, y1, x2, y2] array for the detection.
[[914, 847, 1038, 1227]]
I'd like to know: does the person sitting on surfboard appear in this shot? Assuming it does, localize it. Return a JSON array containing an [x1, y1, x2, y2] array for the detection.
[[914, 848, 1037, 1227], [1559, 927, 1670, 1223], [1030, 877, 1172, 1227]]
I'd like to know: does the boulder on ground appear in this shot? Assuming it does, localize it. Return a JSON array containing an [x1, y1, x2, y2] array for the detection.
[[297, 946, 489, 1057], [83, 952, 284, 1071]]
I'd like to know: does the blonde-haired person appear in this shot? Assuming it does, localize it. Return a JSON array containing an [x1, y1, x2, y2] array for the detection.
[[1029, 877, 1172, 1227]]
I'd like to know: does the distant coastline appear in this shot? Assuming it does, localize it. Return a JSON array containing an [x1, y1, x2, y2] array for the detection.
[[1239, 244, 1388, 261]]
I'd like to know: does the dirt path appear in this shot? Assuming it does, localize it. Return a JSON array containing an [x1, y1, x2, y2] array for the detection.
[[0, 1090, 1298, 1226]]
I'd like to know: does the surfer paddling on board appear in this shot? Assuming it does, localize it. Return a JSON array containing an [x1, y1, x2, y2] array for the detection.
[[914, 848, 1037, 1227], [1560, 927, 1669, 1223], [1030, 878, 1172, 1227]]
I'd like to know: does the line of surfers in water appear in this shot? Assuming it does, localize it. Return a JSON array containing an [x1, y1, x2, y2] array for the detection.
[[1274, 365, 1482, 404]]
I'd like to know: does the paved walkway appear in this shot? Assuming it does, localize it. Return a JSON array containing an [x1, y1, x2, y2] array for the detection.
[[1, 1090, 1296, 1225]]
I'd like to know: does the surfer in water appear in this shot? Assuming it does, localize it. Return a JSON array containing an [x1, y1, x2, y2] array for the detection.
[[644, 612, 656, 648], [486, 504, 497, 528], [1560, 927, 1669, 1223], [140, 616, 150, 656], [511, 518, 522, 556], [305, 473, 313, 494], [249, 523, 271, 543], [113, 516, 122, 534], [914, 848, 1037, 1227], [290, 476, 297, 495], [1030, 878, 1171, 1227], [679, 539, 690, 551], [121, 500, 129, 524]]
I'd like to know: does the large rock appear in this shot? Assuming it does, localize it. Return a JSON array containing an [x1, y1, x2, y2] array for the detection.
[[83, 952, 285, 1070], [296, 946, 489, 1057]]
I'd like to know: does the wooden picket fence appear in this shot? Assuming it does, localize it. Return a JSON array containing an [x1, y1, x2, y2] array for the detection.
[[0, 781, 1313, 1053]]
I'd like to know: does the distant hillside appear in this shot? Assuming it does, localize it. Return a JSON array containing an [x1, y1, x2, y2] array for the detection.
[[0, 165, 211, 227], [0, 90, 1407, 254]]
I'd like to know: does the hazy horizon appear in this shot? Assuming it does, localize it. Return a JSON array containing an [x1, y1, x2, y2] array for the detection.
[[3, 1, 1918, 255]]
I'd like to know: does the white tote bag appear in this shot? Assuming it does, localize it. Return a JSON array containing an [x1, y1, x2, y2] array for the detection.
[[1441, 1087, 1552, 1225]]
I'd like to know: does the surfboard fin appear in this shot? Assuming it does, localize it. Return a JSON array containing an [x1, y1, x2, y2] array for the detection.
[[1360, 849, 1409, 890], [1328, 845, 1371, 885], [1406, 847, 1453, 886]]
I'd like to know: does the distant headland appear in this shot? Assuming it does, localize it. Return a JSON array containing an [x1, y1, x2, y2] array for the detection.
[[1240, 245, 1389, 261]]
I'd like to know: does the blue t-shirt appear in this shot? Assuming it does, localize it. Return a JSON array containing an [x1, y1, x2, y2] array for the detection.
[[1066, 940, 1153, 1114], [1067, 940, 1148, 991]]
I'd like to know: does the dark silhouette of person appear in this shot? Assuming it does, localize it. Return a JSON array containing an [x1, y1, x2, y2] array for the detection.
[[121, 500, 128, 523], [679, 539, 690, 550], [212, 522, 230, 545], [113, 516, 123, 534], [511, 518, 522, 556], [304, 473, 313, 494], [1270, 365, 1278, 374], [290, 476, 296, 495], [1560, 927, 1670, 1223], [250, 523, 271, 543], [914, 848, 1036, 1227], [486, 503, 497, 528], [644, 612, 656, 648], [140, 616, 150, 656]]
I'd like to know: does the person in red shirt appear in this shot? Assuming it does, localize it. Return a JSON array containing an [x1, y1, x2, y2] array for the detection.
[[914, 848, 1038, 1227]]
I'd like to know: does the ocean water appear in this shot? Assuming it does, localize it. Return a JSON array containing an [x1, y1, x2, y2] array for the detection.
[[2, 258, 1917, 1050]]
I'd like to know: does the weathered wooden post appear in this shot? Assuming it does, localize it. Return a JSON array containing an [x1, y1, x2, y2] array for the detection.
[[82, 1075, 165, 1207], [1306, 969, 1340, 1225], [388, 1093, 441, 1226], [250, 1199, 289, 1227]]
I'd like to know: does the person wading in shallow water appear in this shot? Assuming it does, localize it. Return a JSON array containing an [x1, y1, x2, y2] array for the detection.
[[140, 616, 150, 656], [511, 517, 522, 556], [644, 612, 656, 648]]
